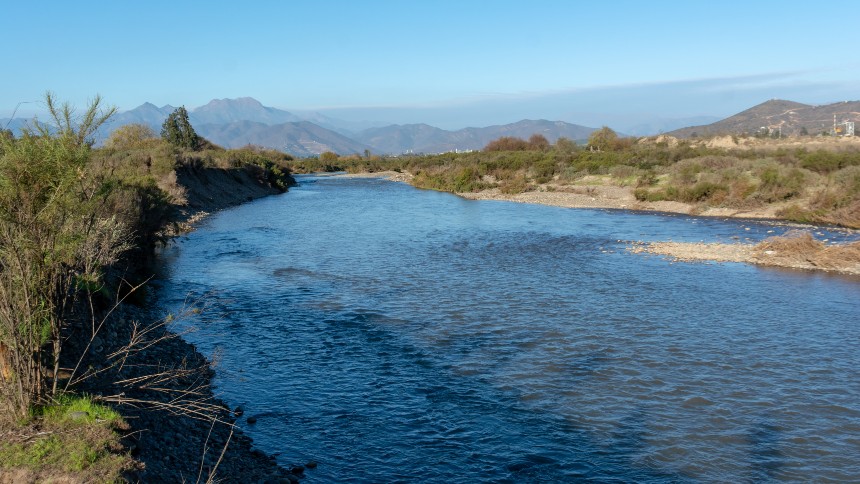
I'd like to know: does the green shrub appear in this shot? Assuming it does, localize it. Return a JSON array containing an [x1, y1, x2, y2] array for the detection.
[[682, 181, 728, 202]]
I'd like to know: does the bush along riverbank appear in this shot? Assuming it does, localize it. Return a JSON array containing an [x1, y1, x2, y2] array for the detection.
[[0, 95, 302, 482]]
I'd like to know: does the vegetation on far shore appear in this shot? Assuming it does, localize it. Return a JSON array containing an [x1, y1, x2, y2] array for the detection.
[[290, 129, 860, 229], [0, 94, 294, 481]]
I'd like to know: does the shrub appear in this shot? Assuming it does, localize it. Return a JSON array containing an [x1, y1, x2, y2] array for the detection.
[[682, 181, 728, 202], [0, 94, 128, 417], [319, 151, 339, 162], [528, 134, 550, 151], [757, 165, 806, 202], [104, 124, 157, 150], [485, 136, 530, 152]]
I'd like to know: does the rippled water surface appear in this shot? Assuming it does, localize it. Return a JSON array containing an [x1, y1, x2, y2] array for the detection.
[[157, 175, 860, 482]]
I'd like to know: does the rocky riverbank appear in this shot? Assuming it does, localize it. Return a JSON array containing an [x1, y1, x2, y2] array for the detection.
[[109, 166, 299, 482]]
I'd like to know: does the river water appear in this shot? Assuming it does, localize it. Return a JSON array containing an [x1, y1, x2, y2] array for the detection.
[[156, 175, 860, 482]]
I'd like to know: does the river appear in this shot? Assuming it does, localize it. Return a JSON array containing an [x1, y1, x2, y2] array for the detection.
[[156, 175, 860, 482]]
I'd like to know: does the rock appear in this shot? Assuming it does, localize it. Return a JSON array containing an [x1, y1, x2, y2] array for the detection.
[[305, 460, 318, 469], [68, 411, 89, 420], [290, 465, 305, 475], [234, 406, 244, 417], [247, 416, 257, 424]]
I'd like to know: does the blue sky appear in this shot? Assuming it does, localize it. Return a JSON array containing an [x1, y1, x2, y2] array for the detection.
[[2, 0, 858, 130]]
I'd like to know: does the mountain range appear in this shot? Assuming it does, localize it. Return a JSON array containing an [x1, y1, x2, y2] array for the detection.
[[94, 97, 600, 156], [4, 97, 858, 156]]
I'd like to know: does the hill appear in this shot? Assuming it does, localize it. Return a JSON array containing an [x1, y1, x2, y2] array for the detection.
[[195, 120, 373, 157], [356, 119, 597, 154], [669, 99, 860, 138]]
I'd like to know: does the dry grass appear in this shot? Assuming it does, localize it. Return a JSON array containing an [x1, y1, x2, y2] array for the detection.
[[628, 231, 860, 275], [752, 231, 860, 272]]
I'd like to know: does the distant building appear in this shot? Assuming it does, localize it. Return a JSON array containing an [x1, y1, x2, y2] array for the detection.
[[834, 121, 855, 136]]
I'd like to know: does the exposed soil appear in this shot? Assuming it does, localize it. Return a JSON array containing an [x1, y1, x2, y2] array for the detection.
[[166, 164, 286, 234]]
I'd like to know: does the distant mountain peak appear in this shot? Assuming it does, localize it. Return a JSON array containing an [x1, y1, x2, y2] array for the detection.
[[190, 97, 300, 126], [199, 97, 264, 108]]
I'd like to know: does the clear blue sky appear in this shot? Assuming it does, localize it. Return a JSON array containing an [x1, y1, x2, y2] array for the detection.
[[2, 0, 858, 129]]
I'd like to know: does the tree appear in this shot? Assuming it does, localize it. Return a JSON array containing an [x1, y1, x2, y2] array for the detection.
[[484, 136, 530, 151], [800, 126, 809, 136], [319, 151, 338, 162], [555, 137, 578, 153], [528, 134, 550, 151], [161, 106, 200, 150], [105, 123, 157, 150], [587, 126, 619, 151]]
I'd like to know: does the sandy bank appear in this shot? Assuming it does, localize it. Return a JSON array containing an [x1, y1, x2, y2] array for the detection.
[[458, 183, 786, 220], [333, 170, 414, 183]]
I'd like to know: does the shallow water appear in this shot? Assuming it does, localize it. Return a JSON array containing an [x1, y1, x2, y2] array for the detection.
[[156, 175, 860, 482]]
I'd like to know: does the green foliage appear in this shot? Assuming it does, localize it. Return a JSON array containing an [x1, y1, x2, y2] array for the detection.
[[0, 94, 129, 418], [0, 396, 130, 476], [35, 394, 123, 425], [105, 123, 157, 150], [587, 126, 617, 151], [797, 149, 859, 174], [161, 106, 200, 150], [555, 137, 578, 153], [756, 165, 806, 202], [586, 126, 633, 151], [319, 151, 339, 162]]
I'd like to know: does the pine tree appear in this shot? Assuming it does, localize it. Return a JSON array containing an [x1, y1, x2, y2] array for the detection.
[[161, 106, 200, 150]]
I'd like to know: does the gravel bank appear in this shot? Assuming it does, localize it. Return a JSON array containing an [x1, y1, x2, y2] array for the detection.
[[100, 167, 298, 482], [627, 240, 860, 276]]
